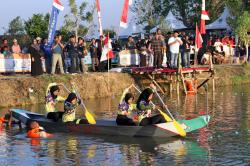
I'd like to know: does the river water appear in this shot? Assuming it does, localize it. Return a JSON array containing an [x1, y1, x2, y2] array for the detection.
[[0, 85, 249, 165]]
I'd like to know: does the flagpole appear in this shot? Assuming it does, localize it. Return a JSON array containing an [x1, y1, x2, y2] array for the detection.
[[194, 23, 197, 67], [107, 32, 110, 93]]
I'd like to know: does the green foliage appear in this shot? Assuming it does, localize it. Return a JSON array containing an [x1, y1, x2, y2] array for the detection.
[[103, 29, 116, 38], [132, 0, 226, 28], [24, 13, 50, 39], [60, 0, 94, 38], [235, 11, 250, 60], [235, 11, 250, 44], [8, 16, 25, 36], [131, 0, 170, 29]]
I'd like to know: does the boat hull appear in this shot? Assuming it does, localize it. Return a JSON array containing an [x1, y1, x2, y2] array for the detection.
[[10, 109, 209, 138]]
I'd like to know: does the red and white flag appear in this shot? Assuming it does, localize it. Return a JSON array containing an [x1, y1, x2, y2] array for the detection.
[[195, 24, 203, 51], [100, 34, 114, 62], [120, 0, 133, 28], [200, 0, 209, 34], [53, 0, 64, 11], [96, 0, 103, 36]]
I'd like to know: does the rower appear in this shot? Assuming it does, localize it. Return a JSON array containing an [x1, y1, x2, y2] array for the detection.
[[45, 83, 65, 122], [27, 121, 52, 138], [116, 86, 137, 126], [0, 110, 22, 128], [62, 93, 89, 124], [136, 85, 166, 126]]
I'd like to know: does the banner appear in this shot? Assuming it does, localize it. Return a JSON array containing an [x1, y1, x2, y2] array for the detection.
[[48, 0, 64, 46], [118, 49, 140, 66], [0, 54, 31, 73]]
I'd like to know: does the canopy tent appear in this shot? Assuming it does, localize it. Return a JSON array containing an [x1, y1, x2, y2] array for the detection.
[[119, 21, 145, 38], [206, 6, 231, 30], [150, 11, 187, 33]]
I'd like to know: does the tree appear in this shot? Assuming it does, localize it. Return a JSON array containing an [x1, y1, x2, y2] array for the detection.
[[132, 0, 226, 28], [24, 13, 50, 39], [235, 11, 250, 61], [61, 0, 94, 39], [8, 16, 25, 36], [131, 0, 170, 31], [103, 28, 116, 38]]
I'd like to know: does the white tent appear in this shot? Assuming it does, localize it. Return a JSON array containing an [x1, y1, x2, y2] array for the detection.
[[150, 11, 187, 33], [206, 7, 231, 30], [119, 21, 145, 38]]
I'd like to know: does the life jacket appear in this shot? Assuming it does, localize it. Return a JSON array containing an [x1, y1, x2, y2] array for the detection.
[[185, 79, 196, 95], [27, 128, 50, 138], [27, 128, 41, 138], [137, 100, 153, 123], [0, 117, 6, 125]]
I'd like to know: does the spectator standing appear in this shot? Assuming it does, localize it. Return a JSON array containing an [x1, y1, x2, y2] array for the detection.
[[146, 35, 154, 67], [151, 28, 164, 68], [89, 38, 99, 71], [29, 39, 43, 76], [11, 39, 21, 54], [41, 38, 52, 73], [137, 39, 148, 67], [168, 31, 183, 68], [65, 35, 79, 73], [214, 38, 223, 53], [78, 37, 88, 73], [51, 35, 64, 74], [96, 36, 103, 61], [125, 36, 136, 50], [182, 35, 191, 68]]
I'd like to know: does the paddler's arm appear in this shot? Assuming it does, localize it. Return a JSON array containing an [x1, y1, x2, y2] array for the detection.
[[119, 85, 133, 103], [57, 96, 66, 102], [46, 83, 58, 95], [119, 89, 129, 103]]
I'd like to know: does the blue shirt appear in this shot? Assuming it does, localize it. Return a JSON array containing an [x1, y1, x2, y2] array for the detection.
[[41, 44, 52, 57], [53, 44, 63, 54]]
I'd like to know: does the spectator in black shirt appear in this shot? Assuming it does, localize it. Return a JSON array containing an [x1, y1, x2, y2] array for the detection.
[[89, 38, 99, 71], [78, 37, 88, 73], [182, 35, 191, 68], [65, 35, 79, 73]]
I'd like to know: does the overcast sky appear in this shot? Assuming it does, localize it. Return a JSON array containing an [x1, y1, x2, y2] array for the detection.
[[0, 0, 125, 34]]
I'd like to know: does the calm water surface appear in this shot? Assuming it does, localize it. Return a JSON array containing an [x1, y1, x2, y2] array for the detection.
[[0, 85, 249, 165]]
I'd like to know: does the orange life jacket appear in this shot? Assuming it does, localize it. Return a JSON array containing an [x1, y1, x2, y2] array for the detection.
[[0, 117, 6, 125], [185, 79, 196, 95], [27, 128, 41, 138], [27, 128, 51, 138]]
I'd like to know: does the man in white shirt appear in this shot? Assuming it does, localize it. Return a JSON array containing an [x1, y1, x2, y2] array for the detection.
[[168, 31, 183, 68], [214, 38, 223, 53]]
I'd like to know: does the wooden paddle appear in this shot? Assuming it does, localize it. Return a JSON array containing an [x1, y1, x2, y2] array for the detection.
[[62, 84, 96, 125], [154, 90, 186, 137], [132, 84, 186, 137]]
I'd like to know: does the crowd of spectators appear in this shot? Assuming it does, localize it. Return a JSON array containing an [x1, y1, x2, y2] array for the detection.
[[0, 29, 249, 76]]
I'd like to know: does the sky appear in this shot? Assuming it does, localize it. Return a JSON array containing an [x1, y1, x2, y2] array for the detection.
[[0, 0, 125, 35]]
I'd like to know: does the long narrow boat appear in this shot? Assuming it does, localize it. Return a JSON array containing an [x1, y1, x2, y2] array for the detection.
[[10, 109, 210, 138]]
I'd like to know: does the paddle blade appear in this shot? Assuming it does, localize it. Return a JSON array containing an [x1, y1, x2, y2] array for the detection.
[[173, 120, 186, 137], [85, 110, 96, 124], [159, 110, 172, 122]]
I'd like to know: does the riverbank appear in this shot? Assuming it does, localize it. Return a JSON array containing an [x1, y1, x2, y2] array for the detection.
[[0, 64, 250, 107]]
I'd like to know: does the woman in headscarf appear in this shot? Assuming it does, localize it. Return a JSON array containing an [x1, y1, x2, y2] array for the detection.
[[116, 87, 137, 126], [28, 39, 43, 76], [62, 93, 88, 124], [136, 88, 166, 126], [45, 83, 65, 122]]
